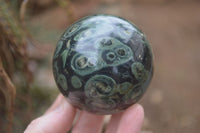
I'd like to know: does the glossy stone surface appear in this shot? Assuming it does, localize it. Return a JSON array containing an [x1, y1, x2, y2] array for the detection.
[[53, 14, 153, 115]]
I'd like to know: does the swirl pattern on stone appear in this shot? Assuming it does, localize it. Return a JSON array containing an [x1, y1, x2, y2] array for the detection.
[[53, 14, 153, 114]]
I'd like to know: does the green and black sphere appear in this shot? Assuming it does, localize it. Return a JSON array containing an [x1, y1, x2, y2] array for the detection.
[[53, 14, 153, 114]]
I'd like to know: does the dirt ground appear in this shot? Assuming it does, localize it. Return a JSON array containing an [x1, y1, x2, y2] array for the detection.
[[28, 1, 200, 133]]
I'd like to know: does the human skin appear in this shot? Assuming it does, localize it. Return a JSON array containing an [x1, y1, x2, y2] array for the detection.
[[24, 94, 144, 133]]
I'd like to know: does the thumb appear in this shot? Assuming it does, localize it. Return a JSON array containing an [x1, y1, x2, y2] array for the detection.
[[24, 95, 76, 133]]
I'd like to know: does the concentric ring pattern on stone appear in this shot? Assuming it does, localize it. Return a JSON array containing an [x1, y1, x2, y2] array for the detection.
[[53, 14, 153, 114]]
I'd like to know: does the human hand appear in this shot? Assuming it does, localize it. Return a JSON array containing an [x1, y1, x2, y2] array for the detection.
[[24, 94, 144, 133]]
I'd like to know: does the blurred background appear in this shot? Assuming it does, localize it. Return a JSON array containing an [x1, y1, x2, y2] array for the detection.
[[0, 0, 200, 133]]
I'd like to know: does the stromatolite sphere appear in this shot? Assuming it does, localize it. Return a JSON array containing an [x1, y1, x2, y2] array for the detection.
[[53, 14, 153, 115]]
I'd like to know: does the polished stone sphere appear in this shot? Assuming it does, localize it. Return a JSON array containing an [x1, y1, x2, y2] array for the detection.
[[53, 14, 153, 114]]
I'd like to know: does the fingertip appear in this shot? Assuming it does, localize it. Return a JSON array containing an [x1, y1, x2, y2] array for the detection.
[[72, 111, 104, 133], [24, 98, 76, 133], [45, 94, 64, 114], [126, 103, 144, 119], [116, 104, 144, 133]]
